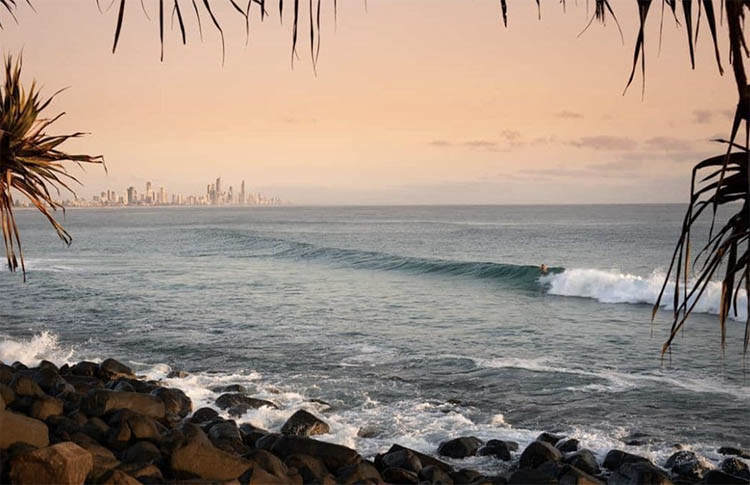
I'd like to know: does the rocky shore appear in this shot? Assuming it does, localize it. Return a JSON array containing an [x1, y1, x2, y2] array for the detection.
[[0, 358, 748, 484]]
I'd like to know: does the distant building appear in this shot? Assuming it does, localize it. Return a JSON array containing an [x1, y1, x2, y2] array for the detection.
[[127, 187, 137, 205], [240, 180, 246, 205]]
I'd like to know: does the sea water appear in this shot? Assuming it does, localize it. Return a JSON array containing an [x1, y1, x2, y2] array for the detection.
[[0, 204, 747, 473]]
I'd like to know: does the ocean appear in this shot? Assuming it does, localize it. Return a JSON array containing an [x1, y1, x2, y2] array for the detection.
[[0, 204, 747, 473]]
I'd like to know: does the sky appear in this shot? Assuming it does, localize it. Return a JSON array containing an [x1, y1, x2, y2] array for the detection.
[[0, 0, 739, 205]]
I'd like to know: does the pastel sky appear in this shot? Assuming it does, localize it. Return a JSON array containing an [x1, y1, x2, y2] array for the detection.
[[0, 1, 737, 204]]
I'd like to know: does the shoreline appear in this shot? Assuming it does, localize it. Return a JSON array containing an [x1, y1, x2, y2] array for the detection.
[[0, 357, 748, 484]]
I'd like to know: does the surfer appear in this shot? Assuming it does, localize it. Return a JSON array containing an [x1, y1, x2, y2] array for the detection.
[[540, 264, 549, 275]]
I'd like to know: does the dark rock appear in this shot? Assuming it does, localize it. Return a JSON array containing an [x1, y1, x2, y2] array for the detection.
[[508, 467, 559, 485], [336, 461, 382, 485], [608, 462, 672, 485], [168, 423, 252, 480], [117, 462, 164, 481], [245, 448, 289, 478], [478, 439, 513, 461], [9, 442, 93, 485], [719, 447, 750, 460], [207, 419, 247, 455], [256, 433, 281, 451], [215, 393, 278, 417], [701, 469, 750, 484], [65, 375, 105, 395], [82, 417, 110, 442], [377, 449, 422, 473], [239, 423, 268, 447], [385, 444, 453, 473], [11, 362, 28, 371], [0, 383, 15, 406], [519, 441, 562, 469], [664, 450, 713, 480], [105, 422, 132, 451], [357, 425, 380, 438], [602, 450, 651, 471], [0, 411, 49, 449], [419, 465, 454, 484], [71, 361, 99, 377], [0, 363, 14, 384], [46, 416, 82, 444], [98, 358, 135, 380], [74, 439, 120, 481], [562, 449, 599, 476], [124, 413, 163, 442], [720, 457, 750, 480], [284, 453, 330, 483], [556, 438, 580, 453], [190, 407, 219, 424], [31, 367, 69, 396], [556, 464, 604, 485], [212, 384, 247, 393], [167, 369, 189, 379], [537, 433, 564, 446], [450, 468, 483, 484], [281, 409, 331, 437], [271, 435, 361, 471], [29, 395, 63, 421], [382, 467, 419, 484], [239, 465, 299, 485], [82, 389, 166, 419], [113, 381, 136, 393], [151, 387, 192, 418], [9, 375, 44, 398], [98, 469, 142, 484], [122, 440, 161, 464], [438, 436, 483, 459]]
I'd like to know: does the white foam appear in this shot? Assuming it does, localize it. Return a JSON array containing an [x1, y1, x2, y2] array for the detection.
[[0, 331, 77, 366], [541, 268, 748, 321]]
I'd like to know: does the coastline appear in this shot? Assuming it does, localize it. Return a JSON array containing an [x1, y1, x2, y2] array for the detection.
[[0, 357, 748, 484]]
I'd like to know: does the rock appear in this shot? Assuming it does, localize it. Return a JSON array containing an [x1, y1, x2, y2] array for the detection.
[[9, 442, 93, 485], [0, 363, 14, 384], [0, 394, 4, 412], [31, 367, 67, 396], [701, 469, 750, 484], [151, 387, 192, 418], [664, 450, 713, 480], [0, 383, 15, 406], [212, 384, 247, 393], [113, 381, 136, 393], [168, 423, 252, 480], [336, 461, 382, 485], [124, 413, 163, 442], [508, 468, 558, 484], [215, 393, 278, 417], [0, 411, 49, 449], [478, 439, 513, 461], [556, 464, 603, 485], [207, 419, 247, 455], [256, 433, 281, 451], [563, 449, 600, 476], [285, 454, 330, 483], [608, 462, 672, 485], [82, 417, 110, 442], [239, 465, 296, 485], [190, 407, 219, 424], [98, 469, 141, 485], [438, 436, 483, 459], [519, 441, 562, 469], [719, 447, 750, 460], [602, 450, 651, 471], [245, 449, 289, 478], [29, 396, 63, 421], [74, 439, 120, 481], [167, 369, 189, 379], [117, 462, 163, 481], [271, 435, 361, 471], [9, 375, 44, 398], [357, 425, 380, 438], [720, 457, 750, 480], [105, 422, 132, 451], [556, 439, 580, 453], [82, 389, 166, 419], [71, 361, 99, 377], [239, 423, 268, 446], [450, 468, 483, 484], [122, 441, 161, 464], [281, 409, 330, 436], [537, 432, 564, 446], [377, 449, 422, 473], [419, 465, 454, 484], [382, 467, 419, 484], [46, 415, 83, 443], [98, 359, 134, 380], [385, 444, 453, 473]]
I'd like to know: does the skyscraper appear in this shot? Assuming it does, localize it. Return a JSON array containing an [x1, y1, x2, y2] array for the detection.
[[240, 180, 246, 206], [127, 186, 136, 205], [215, 178, 221, 205]]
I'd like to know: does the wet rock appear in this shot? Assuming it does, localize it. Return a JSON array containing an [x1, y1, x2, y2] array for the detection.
[[701, 469, 750, 484], [519, 441, 562, 469], [450, 468, 483, 484], [9, 442, 93, 485], [377, 448, 422, 473], [419, 465, 454, 484], [82, 389, 166, 419], [71, 361, 99, 377], [98, 359, 135, 381], [256, 433, 281, 451], [0, 411, 49, 449], [167, 369, 189, 379], [98, 469, 141, 485], [608, 462, 672, 485], [29, 395, 63, 421], [113, 381, 136, 393], [245, 448, 289, 478], [271, 435, 361, 471], [82, 417, 110, 442], [0, 383, 15, 406], [117, 462, 164, 481], [537, 432, 564, 446], [9, 375, 44, 398], [124, 413, 163, 442], [478, 439, 513, 461], [357, 425, 380, 438], [105, 422, 132, 451], [168, 423, 252, 481], [556, 464, 604, 485], [336, 461, 382, 484], [602, 450, 651, 471], [65, 375, 105, 395], [31, 367, 67, 396], [151, 387, 192, 418], [385, 444, 453, 473], [0, 363, 14, 384], [74, 439, 120, 481], [190, 407, 219, 424], [239, 423, 268, 446], [207, 419, 247, 455], [281, 409, 330, 436], [439, 436, 483, 459], [212, 384, 247, 393], [718, 447, 750, 460], [215, 393, 278, 417], [382, 467, 419, 484], [509, 468, 558, 485], [556, 438, 580, 453], [664, 450, 713, 480], [284, 453, 330, 483], [239, 465, 297, 485], [720, 457, 750, 480], [563, 449, 600, 476], [122, 441, 161, 464], [46, 415, 83, 443]]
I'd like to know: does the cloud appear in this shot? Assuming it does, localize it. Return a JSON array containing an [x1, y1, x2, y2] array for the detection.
[[429, 139, 452, 147], [692, 110, 712, 124], [568, 135, 637, 151], [555, 110, 584, 119], [463, 140, 499, 151], [644, 136, 695, 151]]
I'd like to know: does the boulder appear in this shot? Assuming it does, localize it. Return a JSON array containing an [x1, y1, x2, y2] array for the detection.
[[0, 411, 49, 449], [9, 442, 93, 485], [519, 441, 562, 469], [664, 450, 713, 480], [556, 438, 580, 453], [245, 449, 289, 478], [9, 375, 44, 398], [508, 468, 558, 484], [285, 454, 330, 483], [0, 383, 15, 406], [124, 413, 163, 442], [74, 439, 120, 481], [385, 444, 453, 473], [720, 457, 750, 480], [419, 465, 454, 484], [537, 432, 564, 446], [71, 361, 99, 377], [215, 393, 278, 417], [117, 462, 163, 481], [82, 417, 110, 442], [105, 423, 132, 451], [239, 465, 298, 485], [29, 396, 63, 421], [377, 448, 422, 473], [602, 450, 651, 471], [382, 467, 419, 484], [122, 441, 161, 464], [98, 359, 134, 380], [271, 435, 361, 471], [190, 407, 219, 424], [719, 447, 750, 460], [438, 436, 483, 459], [167, 369, 189, 379], [478, 439, 513, 461], [336, 461, 382, 485], [281, 409, 330, 436], [169, 423, 252, 480], [563, 449, 599, 476], [212, 384, 247, 393], [608, 462, 672, 485], [98, 469, 141, 485], [701, 469, 750, 484], [207, 419, 247, 455], [256, 433, 281, 451], [82, 390, 166, 419], [450, 468, 483, 484], [0, 363, 14, 384], [151, 387, 192, 418], [556, 464, 604, 485], [240, 423, 269, 446]]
